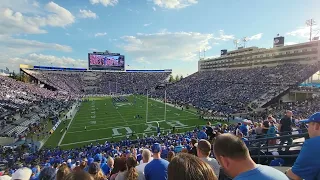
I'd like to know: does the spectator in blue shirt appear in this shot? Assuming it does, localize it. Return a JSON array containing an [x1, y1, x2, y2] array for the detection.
[[144, 143, 169, 180], [197, 126, 208, 140], [239, 122, 248, 136], [213, 134, 289, 180], [286, 112, 320, 180], [174, 140, 183, 153], [237, 132, 249, 147]]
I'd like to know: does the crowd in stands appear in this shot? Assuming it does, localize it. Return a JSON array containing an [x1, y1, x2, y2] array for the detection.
[[1, 62, 320, 179], [152, 63, 320, 115], [2, 107, 320, 180], [0, 75, 76, 138]]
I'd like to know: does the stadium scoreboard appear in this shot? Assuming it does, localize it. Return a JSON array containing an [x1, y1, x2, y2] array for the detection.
[[88, 51, 125, 71]]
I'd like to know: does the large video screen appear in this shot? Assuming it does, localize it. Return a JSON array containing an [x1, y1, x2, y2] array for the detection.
[[88, 54, 125, 70]]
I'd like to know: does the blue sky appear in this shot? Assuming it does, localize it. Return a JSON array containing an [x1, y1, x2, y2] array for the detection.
[[0, 0, 319, 76]]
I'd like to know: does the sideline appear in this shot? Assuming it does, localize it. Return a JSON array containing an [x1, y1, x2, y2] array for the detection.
[[57, 102, 81, 146]]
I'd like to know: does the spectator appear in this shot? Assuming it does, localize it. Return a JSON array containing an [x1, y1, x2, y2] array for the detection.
[[198, 126, 208, 140], [255, 123, 263, 138], [239, 122, 248, 136], [57, 164, 71, 180], [267, 121, 277, 145], [168, 153, 217, 180], [286, 112, 320, 180], [237, 132, 249, 147], [136, 149, 151, 174], [188, 138, 198, 156], [88, 162, 105, 180], [206, 122, 214, 140], [11, 168, 32, 180], [278, 110, 293, 151], [197, 139, 220, 177], [74, 161, 86, 172], [174, 140, 183, 153], [213, 134, 289, 180], [38, 167, 56, 180], [110, 157, 126, 180], [63, 171, 94, 180], [167, 151, 175, 162], [30, 166, 40, 180], [115, 156, 144, 180], [101, 157, 114, 177], [144, 143, 169, 180]]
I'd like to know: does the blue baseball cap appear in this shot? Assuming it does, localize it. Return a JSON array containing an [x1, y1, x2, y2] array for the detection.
[[300, 112, 320, 123], [202, 126, 207, 130], [151, 143, 161, 153]]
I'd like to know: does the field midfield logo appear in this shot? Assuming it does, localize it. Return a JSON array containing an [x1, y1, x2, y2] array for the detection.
[[144, 124, 158, 132], [112, 127, 133, 136], [166, 120, 187, 128]]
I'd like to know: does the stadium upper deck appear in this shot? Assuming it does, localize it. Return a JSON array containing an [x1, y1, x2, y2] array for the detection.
[[199, 39, 320, 71]]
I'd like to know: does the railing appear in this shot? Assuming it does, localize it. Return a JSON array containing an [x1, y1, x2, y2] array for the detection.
[[219, 130, 307, 180], [247, 130, 308, 164]]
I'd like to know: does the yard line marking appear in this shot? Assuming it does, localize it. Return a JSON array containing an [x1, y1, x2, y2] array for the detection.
[[58, 102, 80, 146], [60, 126, 196, 146], [115, 108, 128, 125]]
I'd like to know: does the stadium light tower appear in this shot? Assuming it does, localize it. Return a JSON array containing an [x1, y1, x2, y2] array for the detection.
[[306, 19, 316, 42], [242, 37, 249, 48], [233, 39, 240, 49]]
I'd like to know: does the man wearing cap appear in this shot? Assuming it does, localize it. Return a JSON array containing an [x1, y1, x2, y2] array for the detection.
[[144, 143, 169, 180], [197, 139, 220, 177], [198, 126, 208, 140], [285, 112, 320, 180]]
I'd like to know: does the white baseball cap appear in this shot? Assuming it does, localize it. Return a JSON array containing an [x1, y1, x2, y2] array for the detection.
[[12, 168, 32, 180]]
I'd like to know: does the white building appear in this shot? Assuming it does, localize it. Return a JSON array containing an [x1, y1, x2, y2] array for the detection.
[[198, 39, 320, 71]]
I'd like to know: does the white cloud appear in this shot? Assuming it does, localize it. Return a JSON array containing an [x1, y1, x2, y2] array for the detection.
[[0, 1, 75, 35], [144, 23, 152, 27], [0, 35, 72, 53], [153, 0, 198, 9], [3, 53, 87, 69], [32, 1, 40, 8], [79, 9, 98, 19], [89, 48, 99, 52], [0, 36, 73, 71], [247, 33, 263, 41], [135, 57, 151, 64], [65, 33, 70, 36], [214, 30, 235, 41], [152, 7, 156, 11], [89, 0, 118, 7], [94, 32, 107, 37], [28, 53, 87, 67], [286, 26, 318, 39], [119, 31, 213, 62]]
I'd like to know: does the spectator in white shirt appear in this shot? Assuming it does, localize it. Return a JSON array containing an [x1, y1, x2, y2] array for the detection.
[[136, 149, 152, 174]]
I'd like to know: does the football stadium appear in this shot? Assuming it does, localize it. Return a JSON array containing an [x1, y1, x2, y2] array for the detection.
[[1, 1, 320, 180]]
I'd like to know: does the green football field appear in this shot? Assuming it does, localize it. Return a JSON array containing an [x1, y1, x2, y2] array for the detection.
[[44, 95, 211, 149]]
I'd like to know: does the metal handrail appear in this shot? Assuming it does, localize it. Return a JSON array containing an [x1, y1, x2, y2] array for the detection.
[[247, 131, 307, 164]]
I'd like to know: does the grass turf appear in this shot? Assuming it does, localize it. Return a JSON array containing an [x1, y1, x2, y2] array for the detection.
[[44, 95, 212, 149]]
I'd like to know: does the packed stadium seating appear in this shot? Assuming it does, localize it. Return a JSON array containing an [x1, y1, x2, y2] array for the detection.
[[152, 63, 320, 115], [1, 62, 320, 180], [0, 75, 76, 138]]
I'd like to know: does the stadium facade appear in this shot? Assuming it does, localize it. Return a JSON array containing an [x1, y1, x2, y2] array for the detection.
[[198, 38, 320, 71]]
